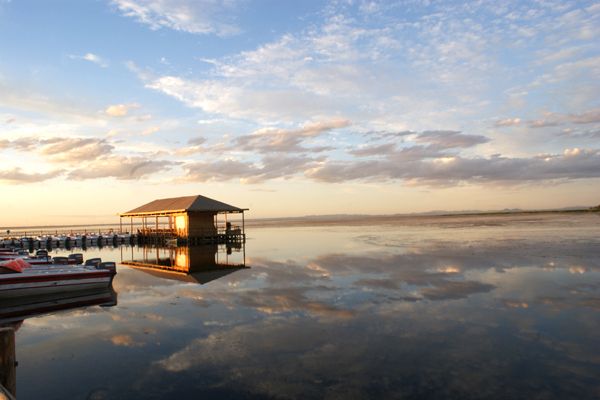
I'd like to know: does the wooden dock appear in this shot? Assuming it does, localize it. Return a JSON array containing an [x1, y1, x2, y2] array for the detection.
[[135, 229, 245, 246]]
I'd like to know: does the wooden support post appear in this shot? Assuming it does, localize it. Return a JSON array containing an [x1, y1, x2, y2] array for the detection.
[[0, 327, 16, 399], [119, 217, 123, 234]]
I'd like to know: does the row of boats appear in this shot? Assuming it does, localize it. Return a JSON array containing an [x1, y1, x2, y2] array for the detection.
[[0, 248, 117, 299], [2, 233, 133, 248]]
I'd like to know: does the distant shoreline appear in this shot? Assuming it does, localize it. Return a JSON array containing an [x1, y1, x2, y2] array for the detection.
[[2, 207, 598, 231], [246, 208, 600, 228]]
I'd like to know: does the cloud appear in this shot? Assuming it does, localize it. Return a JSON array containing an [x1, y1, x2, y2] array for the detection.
[[69, 52, 108, 68], [135, 14, 461, 124], [349, 143, 397, 157], [144, 75, 337, 123], [110, 334, 141, 347], [236, 287, 355, 318], [39, 138, 115, 162], [527, 108, 600, 129], [68, 155, 176, 180], [110, 0, 242, 36], [421, 281, 496, 300], [307, 148, 600, 186], [175, 136, 208, 155], [184, 155, 321, 183], [233, 119, 349, 154], [134, 2, 600, 135], [528, 119, 560, 128], [0, 135, 177, 182], [0, 168, 62, 184], [105, 103, 140, 117], [569, 108, 600, 124], [0, 136, 114, 163], [494, 118, 521, 127], [414, 131, 490, 149], [187, 136, 206, 146]]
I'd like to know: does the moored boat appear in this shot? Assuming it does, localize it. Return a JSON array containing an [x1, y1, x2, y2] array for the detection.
[[0, 259, 116, 298], [0, 251, 52, 265]]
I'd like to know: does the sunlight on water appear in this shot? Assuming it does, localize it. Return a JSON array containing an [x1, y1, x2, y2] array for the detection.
[[2, 214, 600, 399]]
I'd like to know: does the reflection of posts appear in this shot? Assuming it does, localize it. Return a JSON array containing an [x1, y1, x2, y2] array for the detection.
[[0, 327, 16, 399], [226, 222, 231, 233]]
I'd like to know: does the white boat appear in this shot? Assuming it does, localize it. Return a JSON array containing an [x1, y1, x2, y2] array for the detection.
[[0, 260, 116, 298]]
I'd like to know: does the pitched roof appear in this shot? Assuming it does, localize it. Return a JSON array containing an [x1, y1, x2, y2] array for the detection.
[[120, 195, 246, 216], [128, 264, 247, 284]]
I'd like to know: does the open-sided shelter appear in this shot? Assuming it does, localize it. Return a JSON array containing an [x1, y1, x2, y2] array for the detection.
[[119, 195, 248, 242]]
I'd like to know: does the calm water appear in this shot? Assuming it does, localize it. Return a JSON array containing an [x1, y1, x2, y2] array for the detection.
[[3, 214, 600, 399]]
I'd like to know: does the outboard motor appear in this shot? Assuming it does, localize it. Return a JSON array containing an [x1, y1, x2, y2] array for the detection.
[[98, 261, 117, 274], [36, 249, 49, 260], [84, 258, 102, 268], [52, 256, 69, 265], [68, 253, 84, 264]]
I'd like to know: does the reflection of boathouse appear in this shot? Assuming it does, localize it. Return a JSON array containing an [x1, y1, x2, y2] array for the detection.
[[121, 244, 248, 285], [119, 195, 248, 245]]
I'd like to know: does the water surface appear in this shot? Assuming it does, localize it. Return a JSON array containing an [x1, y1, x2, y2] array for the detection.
[[5, 213, 600, 399]]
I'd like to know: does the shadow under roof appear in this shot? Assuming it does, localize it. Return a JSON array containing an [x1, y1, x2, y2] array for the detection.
[[120, 195, 247, 217]]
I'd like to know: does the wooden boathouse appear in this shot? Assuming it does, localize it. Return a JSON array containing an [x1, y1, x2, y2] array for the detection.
[[119, 195, 248, 245]]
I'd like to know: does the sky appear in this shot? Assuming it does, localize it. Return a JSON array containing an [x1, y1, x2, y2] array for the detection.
[[0, 0, 599, 226]]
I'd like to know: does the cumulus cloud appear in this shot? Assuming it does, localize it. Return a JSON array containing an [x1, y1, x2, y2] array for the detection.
[[111, 0, 241, 36], [105, 103, 140, 117]]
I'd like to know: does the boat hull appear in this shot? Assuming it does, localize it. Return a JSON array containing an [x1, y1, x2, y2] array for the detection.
[[0, 269, 115, 299]]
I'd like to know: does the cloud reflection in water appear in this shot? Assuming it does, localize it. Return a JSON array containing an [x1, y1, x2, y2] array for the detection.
[[13, 216, 600, 399]]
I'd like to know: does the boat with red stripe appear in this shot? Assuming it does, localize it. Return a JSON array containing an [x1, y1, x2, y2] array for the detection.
[[0, 257, 116, 298]]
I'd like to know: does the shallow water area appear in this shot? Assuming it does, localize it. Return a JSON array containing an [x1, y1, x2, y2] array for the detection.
[[4, 213, 600, 399]]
